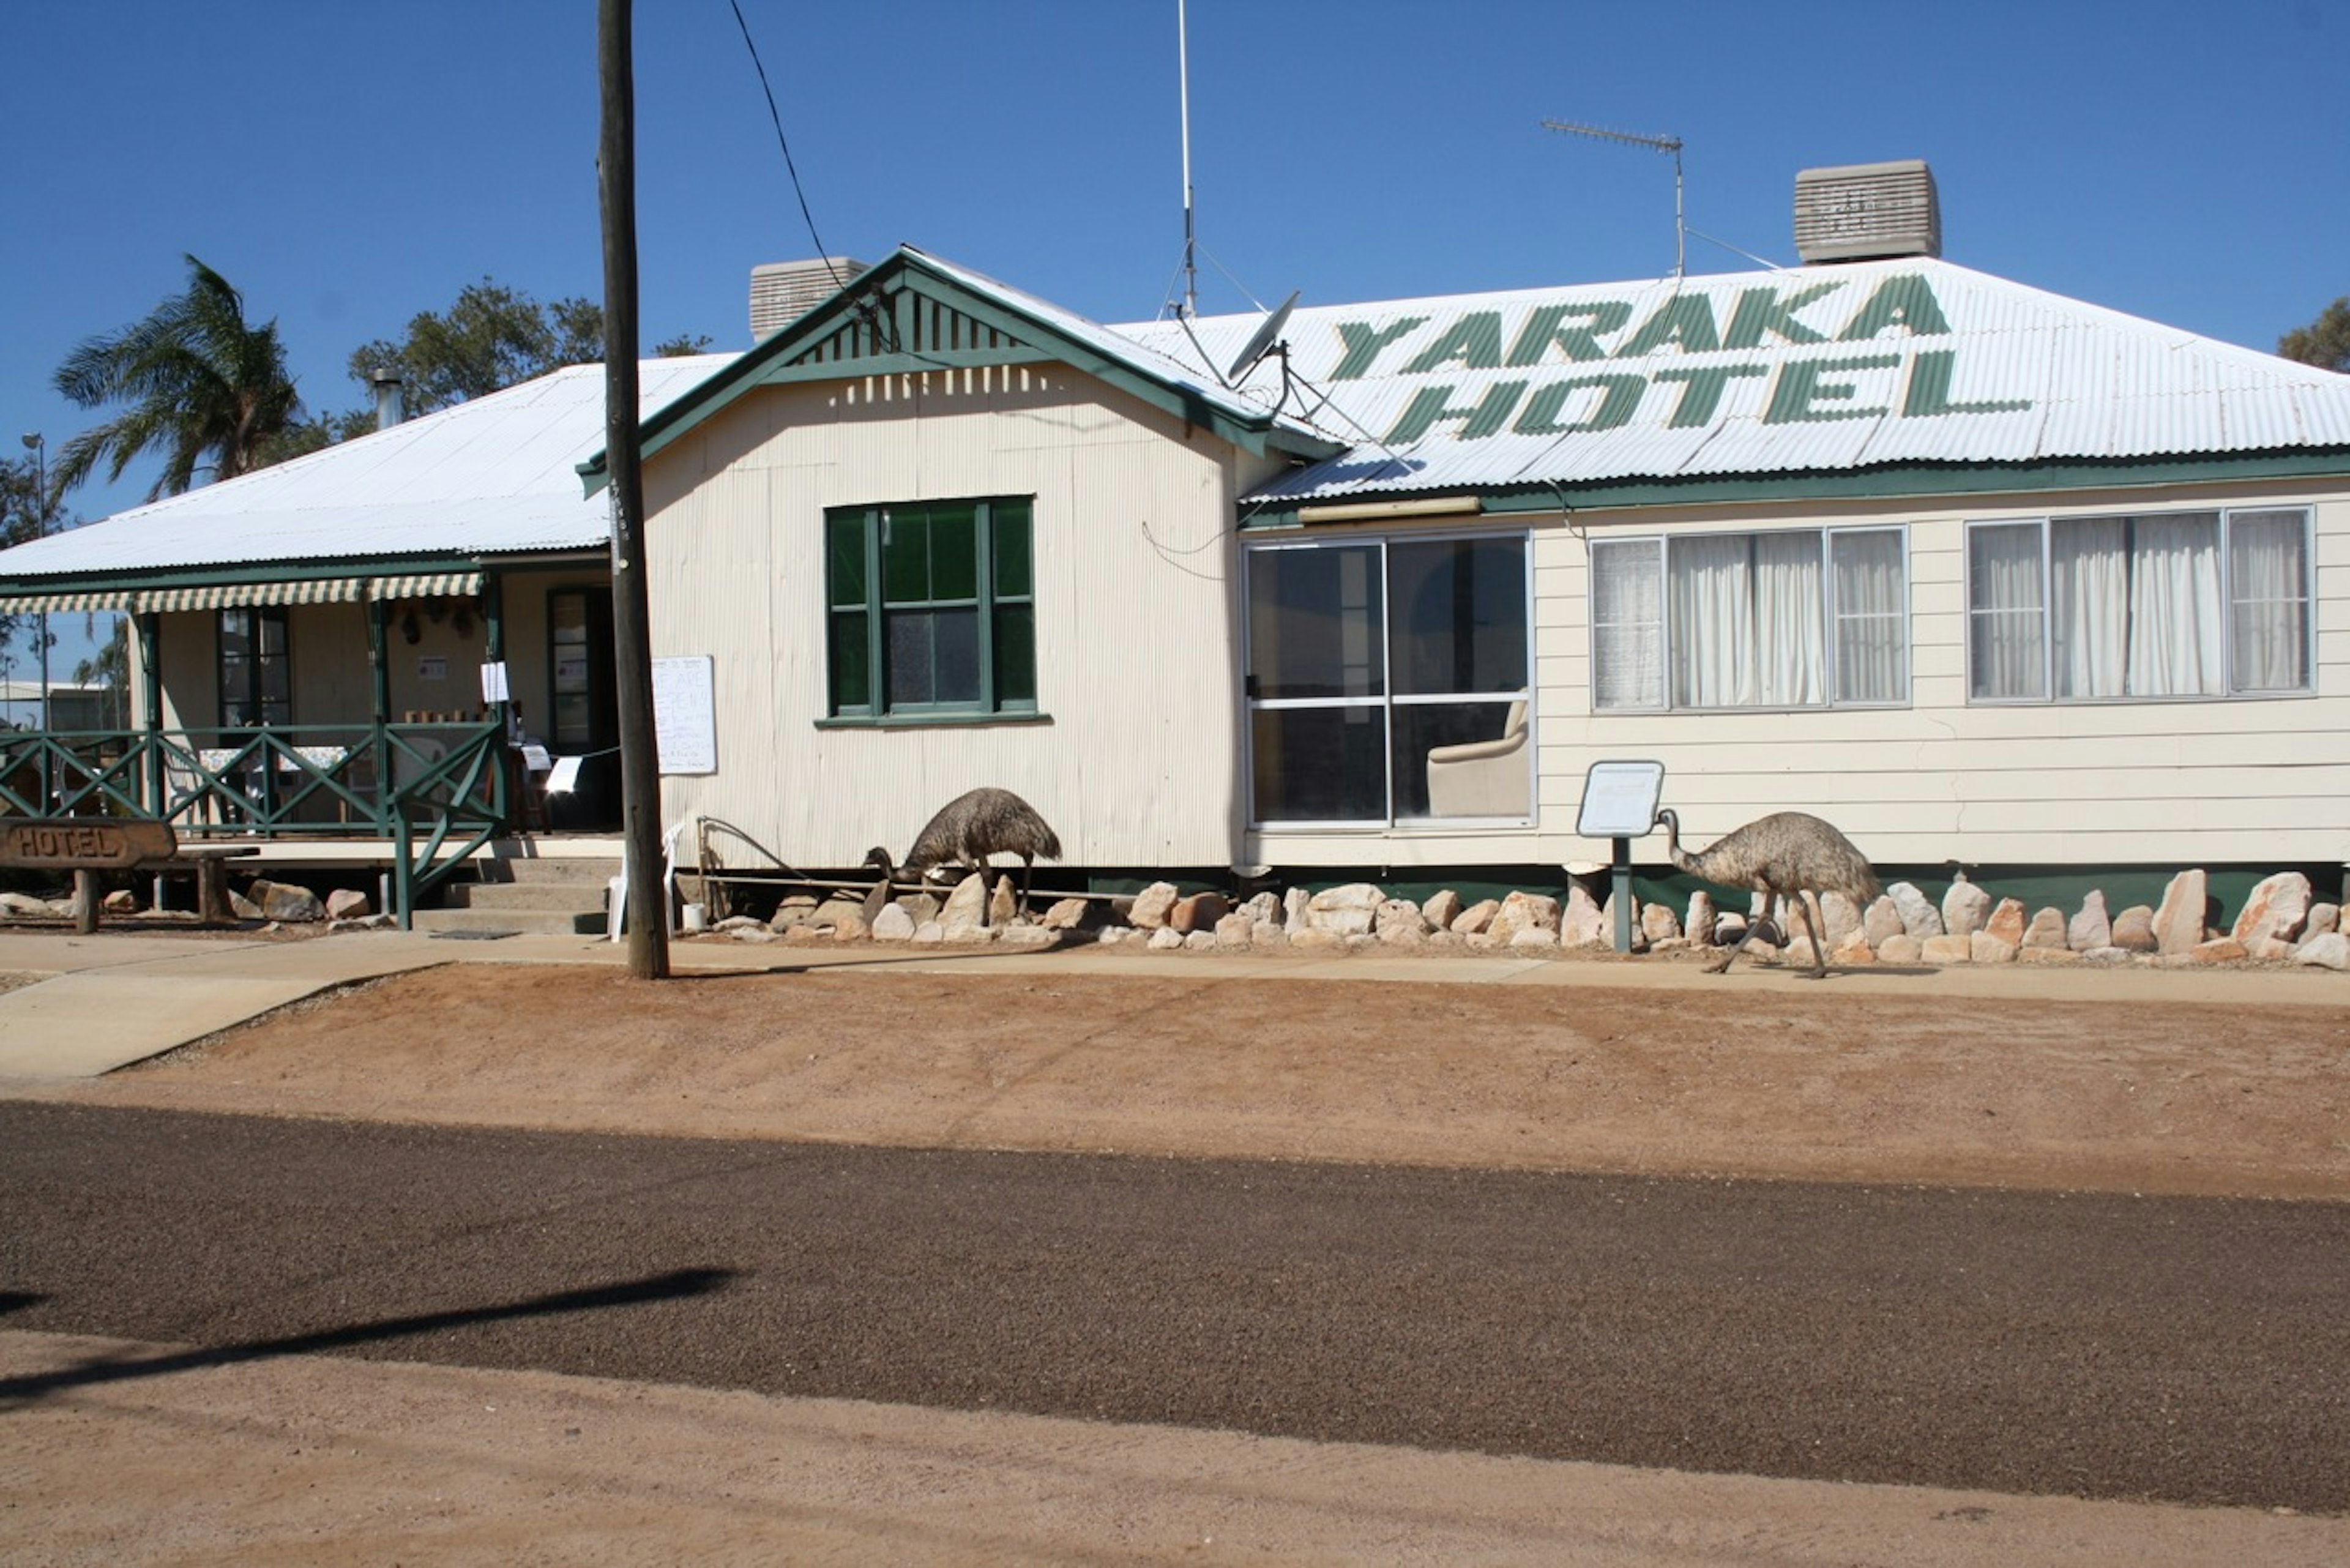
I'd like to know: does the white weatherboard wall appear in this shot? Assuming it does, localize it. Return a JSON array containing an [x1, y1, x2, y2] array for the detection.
[[1528, 478, 2350, 872], [643, 365, 1286, 871]]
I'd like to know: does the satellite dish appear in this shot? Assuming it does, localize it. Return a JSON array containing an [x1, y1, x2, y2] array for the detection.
[[1226, 289, 1300, 384]]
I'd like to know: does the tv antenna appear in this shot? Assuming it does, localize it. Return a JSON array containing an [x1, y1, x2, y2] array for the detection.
[[1177, 0, 1199, 316], [1542, 118, 1686, 277]]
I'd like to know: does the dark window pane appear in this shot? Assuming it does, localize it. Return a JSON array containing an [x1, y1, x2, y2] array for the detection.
[[830, 611, 870, 712], [256, 612, 288, 654], [887, 611, 936, 706], [1251, 705, 1387, 822], [1248, 545, 1384, 700], [258, 658, 290, 703], [1389, 538, 1526, 696], [881, 510, 930, 603], [994, 605, 1035, 704], [933, 607, 980, 703], [994, 502, 1032, 598], [827, 514, 867, 608], [1397, 700, 1528, 819], [928, 504, 978, 601], [551, 592, 589, 643], [554, 693, 592, 747]]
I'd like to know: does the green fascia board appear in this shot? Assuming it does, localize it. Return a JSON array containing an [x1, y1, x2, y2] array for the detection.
[[578, 248, 1341, 494], [1238, 449, 2350, 531]]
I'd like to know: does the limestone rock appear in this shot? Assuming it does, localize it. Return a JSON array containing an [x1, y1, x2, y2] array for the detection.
[[1831, 928, 1875, 965], [1508, 925, 1559, 950], [2080, 946, 2137, 966], [2306, 903, 2341, 938], [2068, 890, 2113, 953], [945, 921, 998, 946], [1984, 898, 2026, 947], [1969, 931, 2018, 965], [1128, 882, 1181, 931], [1420, 889, 1462, 931], [1287, 927, 1346, 952], [1920, 933, 1973, 965], [2292, 931, 2349, 971], [253, 879, 325, 923], [2022, 908, 2069, 949], [828, 912, 870, 943], [2188, 937, 2247, 965], [1942, 878, 1992, 939], [1818, 890, 1863, 947], [1375, 899, 1428, 939], [1283, 886, 1312, 929], [999, 924, 1057, 949], [939, 873, 990, 930], [1147, 925, 1187, 951], [1243, 892, 1284, 927], [2231, 872, 2311, 956], [871, 903, 917, 941], [1214, 911, 1255, 948], [912, 920, 946, 945], [729, 924, 780, 943], [1640, 902, 1681, 944], [987, 876, 1019, 928], [1169, 892, 1229, 935], [0, 891, 53, 917], [2150, 870, 2209, 957], [1450, 898, 1501, 936], [328, 914, 396, 933], [1558, 886, 1608, 949], [1305, 882, 1386, 936], [1889, 883, 1945, 941], [1250, 919, 1286, 948], [1184, 930, 1217, 951], [1040, 898, 1089, 931], [102, 888, 138, 914], [812, 897, 865, 930], [768, 895, 818, 931], [1684, 890, 1717, 946], [325, 887, 372, 920], [2111, 905, 2158, 953], [1486, 890, 1561, 945], [2016, 945, 2081, 966], [1862, 895, 1906, 950]]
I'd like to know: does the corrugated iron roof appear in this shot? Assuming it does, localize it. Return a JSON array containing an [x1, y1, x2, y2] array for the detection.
[[1112, 257, 2350, 502], [0, 356, 730, 581]]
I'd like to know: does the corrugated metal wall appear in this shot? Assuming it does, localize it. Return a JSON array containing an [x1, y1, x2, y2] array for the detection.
[[645, 365, 1283, 872]]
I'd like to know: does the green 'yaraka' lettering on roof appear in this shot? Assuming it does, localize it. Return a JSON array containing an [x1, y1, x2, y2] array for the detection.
[[1619, 294, 1721, 356], [1903, 349, 2034, 417], [1514, 373, 1645, 433], [1403, 312, 1505, 373], [1505, 301, 1633, 365], [1723, 281, 1845, 348], [1839, 274, 1951, 340], [1765, 354, 1903, 423], [1331, 316, 1428, 380]]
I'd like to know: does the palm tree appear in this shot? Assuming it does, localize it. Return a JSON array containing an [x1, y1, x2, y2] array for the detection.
[[51, 255, 303, 500]]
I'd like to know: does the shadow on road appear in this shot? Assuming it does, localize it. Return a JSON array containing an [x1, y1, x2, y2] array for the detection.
[[0, 1266, 733, 1405]]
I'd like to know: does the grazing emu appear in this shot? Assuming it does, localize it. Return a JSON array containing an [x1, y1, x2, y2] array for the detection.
[[862, 786, 1062, 927], [1655, 808, 1879, 978]]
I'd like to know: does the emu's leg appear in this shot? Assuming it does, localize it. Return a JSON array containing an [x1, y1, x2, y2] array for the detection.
[[1706, 890, 1774, 974], [1794, 890, 1831, 979], [1018, 854, 1034, 923]]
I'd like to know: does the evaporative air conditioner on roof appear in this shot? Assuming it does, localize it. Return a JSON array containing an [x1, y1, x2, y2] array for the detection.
[[1793, 160, 1941, 264], [749, 258, 869, 340]]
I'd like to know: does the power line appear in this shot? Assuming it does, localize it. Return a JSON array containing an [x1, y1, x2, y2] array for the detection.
[[728, 0, 847, 288]]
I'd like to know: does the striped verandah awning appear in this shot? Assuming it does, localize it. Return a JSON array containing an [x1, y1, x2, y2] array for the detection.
[[0, 570, 485, 616]]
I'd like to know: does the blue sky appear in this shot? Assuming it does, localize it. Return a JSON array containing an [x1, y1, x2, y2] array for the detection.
[[6, 0, 2344, 675]]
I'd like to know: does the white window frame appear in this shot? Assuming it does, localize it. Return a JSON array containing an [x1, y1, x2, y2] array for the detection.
[[1243, 528, 1535, 831], [1588, 524, 1912, 713], [1962, 506, 2315, 705]]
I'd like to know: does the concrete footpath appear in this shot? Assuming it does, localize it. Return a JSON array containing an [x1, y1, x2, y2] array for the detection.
[[0, 921, 2341, 1081]]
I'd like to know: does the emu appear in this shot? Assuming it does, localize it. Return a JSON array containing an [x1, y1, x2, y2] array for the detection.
[[1655, 808, 1880, 978], [863, 786, 1062, 928]]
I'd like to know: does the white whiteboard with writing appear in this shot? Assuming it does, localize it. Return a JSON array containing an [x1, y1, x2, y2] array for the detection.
[[652, 655, 718, 775], [1576, 760, 1666, 838]]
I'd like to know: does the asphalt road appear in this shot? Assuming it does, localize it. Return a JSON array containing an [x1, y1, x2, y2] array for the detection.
[[4, 1102, 2346, 1514]]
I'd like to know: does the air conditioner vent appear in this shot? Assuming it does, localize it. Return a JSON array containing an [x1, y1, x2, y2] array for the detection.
[[750, 258, 868, 340], [1794, 161, 1940, 264]]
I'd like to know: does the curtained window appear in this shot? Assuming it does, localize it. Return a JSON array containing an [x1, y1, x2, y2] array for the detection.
[[1592, 526, 1908, 710], [1967, 509, 2308, 702]]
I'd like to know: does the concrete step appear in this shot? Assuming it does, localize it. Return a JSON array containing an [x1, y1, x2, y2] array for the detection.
[[474, 857, 624, 887], [410, 905, 608, 938], [442, 881, 614, 912]]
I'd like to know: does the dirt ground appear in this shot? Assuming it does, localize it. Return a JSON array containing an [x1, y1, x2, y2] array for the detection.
[[12, 951, 2350, 1564]]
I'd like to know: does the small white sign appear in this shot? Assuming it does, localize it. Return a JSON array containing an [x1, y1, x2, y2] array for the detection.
[[479, 660, 510, 703], [1576, 760, 1666, 838], [417, 655, 449, 681], [652, 655, 718, 776]]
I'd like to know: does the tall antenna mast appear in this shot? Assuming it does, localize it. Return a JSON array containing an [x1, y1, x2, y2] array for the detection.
[[1542, 118, 1686, 278], [1178, 0, 1198, 315]]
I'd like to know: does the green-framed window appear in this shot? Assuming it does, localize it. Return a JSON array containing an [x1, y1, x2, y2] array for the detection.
[[826, 497, 1035, 719], [218, 606, 290, 728]]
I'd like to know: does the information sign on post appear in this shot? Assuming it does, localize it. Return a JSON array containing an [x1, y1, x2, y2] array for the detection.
[[1576, 761, 1666, 954]]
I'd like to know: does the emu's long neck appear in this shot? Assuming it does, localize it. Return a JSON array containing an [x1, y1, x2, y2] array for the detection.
[[1660, 810, 1701, 877]]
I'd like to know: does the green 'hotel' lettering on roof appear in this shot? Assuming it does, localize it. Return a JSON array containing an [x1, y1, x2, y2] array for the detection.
[[1765, 354, 1902, 423], [1331, 316, 1428, 380], [1655, 363, 1769, 427], [1903, 349, 2032, 417], [1385, 381, 1529, 442], [1839, 274, 1951, 340], [1513, 373, 1645, 434]]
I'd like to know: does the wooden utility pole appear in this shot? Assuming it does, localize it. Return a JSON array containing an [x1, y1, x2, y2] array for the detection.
[[598, 0, 670, 979]]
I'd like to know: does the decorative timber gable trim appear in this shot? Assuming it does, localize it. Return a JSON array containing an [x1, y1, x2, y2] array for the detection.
[[578, 246, 1342, 494]]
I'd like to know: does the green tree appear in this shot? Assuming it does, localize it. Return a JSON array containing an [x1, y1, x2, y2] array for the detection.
[[346, 278, 609, 416], [654, 332, 715, 357], [51, 255, 304, 500], [2278, 297, 2350, 373], [0, 454, 50, 665]]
